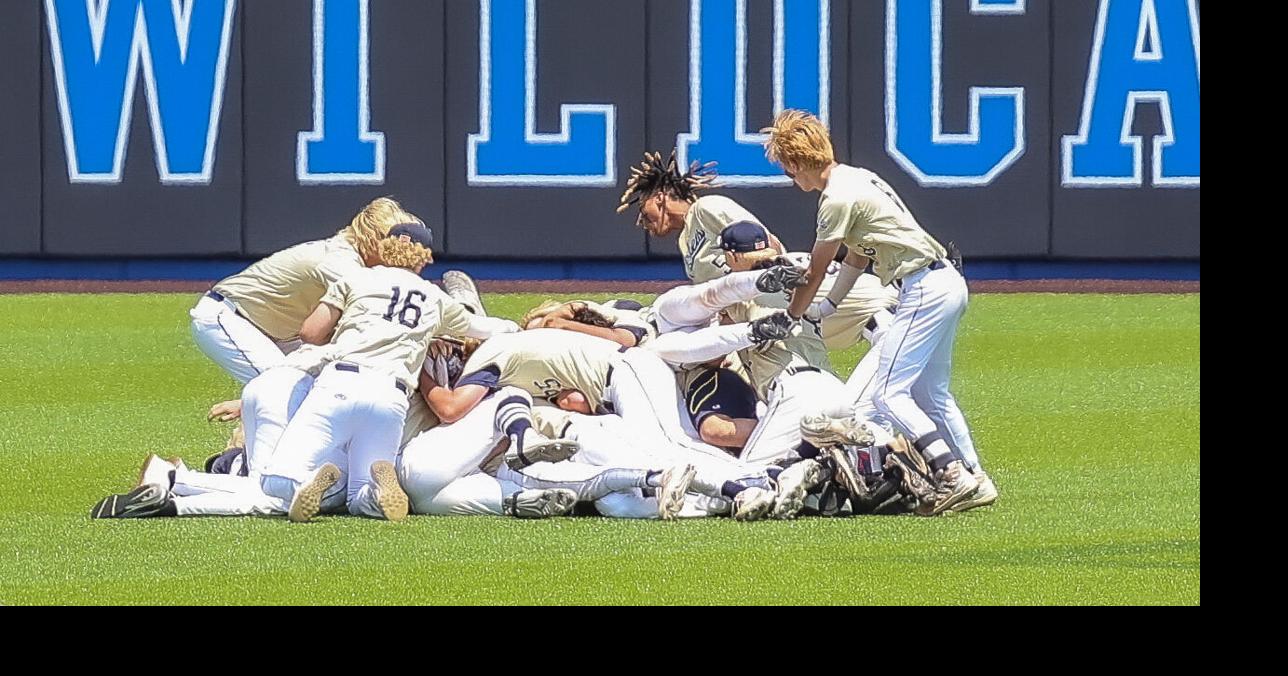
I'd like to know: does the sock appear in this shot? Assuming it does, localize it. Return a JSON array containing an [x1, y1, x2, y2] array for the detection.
[[158, 499, 178, 517], [796, 440, 821, 459], [721, 481, 746, 500], [645, 470, 663, 488], [495, 395, 534, 450], [765, 467, 782, 481], [914, 431, 955, 471], [858, 444, 888, 476]]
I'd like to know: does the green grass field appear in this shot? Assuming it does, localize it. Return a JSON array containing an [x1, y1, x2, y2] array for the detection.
[[0, 291, 1199, 605]]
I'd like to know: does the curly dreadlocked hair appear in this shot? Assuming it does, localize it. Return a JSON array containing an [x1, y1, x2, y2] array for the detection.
[[616, 149, 720, 214]]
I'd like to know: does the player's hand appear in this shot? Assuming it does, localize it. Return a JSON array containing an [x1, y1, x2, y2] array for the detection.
[[804, 299, 838, 322], [208, 399, 242, 422]]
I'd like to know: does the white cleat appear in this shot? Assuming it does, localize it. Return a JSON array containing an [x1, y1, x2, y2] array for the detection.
[[772, 459, 825, 520], [370, 460, 410, 522], [441, 270, 487, 317], [136, 454, 177, 490], [288, 463, 342, 523], [656, 464, 697, 521], [917, 461, 979, 516], [800, 414, 876, 448], [948, 469, 998, 513], [732, 486, 777, 522], [503, 488, 578, 519]]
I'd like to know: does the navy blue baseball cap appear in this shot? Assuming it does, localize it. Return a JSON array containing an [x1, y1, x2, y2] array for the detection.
[[717, 220, 770, 253], [387, 222, 434, 249]]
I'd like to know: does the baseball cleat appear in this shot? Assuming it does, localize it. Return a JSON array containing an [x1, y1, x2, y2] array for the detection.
[[772, 459, 826, 520], [948, 469, 998, 513], [656, 463, 697, 521], [503, 488, 578, 519], [91, 484, 172, 519], [755, 264, 808, 294], [288, 463, 342, 523], [916, 461, 979, 517], [732, 486, 777, 522], [369, 460, 410, 522], [504, 432, 579, 470], [824, 446, 870, 503], [136, 454, 176, 490], [749, 312, 795, 344], [442, 270, 487, 317], [800, 414, 876, 448]]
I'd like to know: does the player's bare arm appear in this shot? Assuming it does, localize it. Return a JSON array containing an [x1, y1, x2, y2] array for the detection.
[[418, 367, 489, 424], [788, 239, 843, 319], [544, 316, 638, 349], [299, 302, 342, 345], [698, 414, 758, 453], [208, 399, 242, 422]]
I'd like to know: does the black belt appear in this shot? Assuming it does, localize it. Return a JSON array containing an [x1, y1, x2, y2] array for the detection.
[[334, 362, 409, 394], [206, 289, 228, 303], [865, 315, 880, 333], [785, 365, 821, 377], [894, 259, 948, 288]]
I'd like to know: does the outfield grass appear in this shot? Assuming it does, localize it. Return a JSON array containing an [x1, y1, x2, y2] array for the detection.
[[0, 292, 1199, 605]]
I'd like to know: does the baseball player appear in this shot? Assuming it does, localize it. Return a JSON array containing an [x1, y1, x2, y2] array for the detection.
[[762, 109, 996, 514], [254, 222, 496, 523], [714, 222, 895, 422], [616, 150, 899, 356], [190, 197, 422, 384]]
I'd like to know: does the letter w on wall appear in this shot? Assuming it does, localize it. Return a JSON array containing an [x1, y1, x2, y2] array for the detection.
[[46, 0, 237, 185]]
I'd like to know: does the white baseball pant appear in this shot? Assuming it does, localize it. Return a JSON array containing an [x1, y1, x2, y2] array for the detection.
[[871, 264, 980, 470], [740, 367, 855, 466], [607, 348, 731, 459], [189, 293, 301, 384], [397, 386, 531, 515], [259, 363, 410, 518]]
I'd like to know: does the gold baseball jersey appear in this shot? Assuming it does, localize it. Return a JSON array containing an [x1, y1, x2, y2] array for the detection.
[[458, 329, 619, 409], [212, 235, 364, 341], [724, 301, 835, 400], [678, 195, 765, 283], [284, 266, 475, 386], [815, 164, 947, 286]]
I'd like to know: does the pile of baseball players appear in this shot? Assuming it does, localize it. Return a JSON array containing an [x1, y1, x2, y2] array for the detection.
[[91, 110, 997, 523]]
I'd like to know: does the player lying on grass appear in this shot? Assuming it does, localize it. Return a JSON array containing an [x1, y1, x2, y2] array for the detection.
[[762, 109, 995, 514]]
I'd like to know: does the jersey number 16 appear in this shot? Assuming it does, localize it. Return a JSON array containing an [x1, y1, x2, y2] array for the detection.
[[383, 286, 426, 328]]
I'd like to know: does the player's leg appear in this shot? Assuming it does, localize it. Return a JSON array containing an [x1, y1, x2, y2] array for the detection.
[[239, 366, 314, 475], [652, 266, 801, 332], [398, 387, 542, 513], [497, 462, 653, 503], [869, 269, 977, 513], [342, 383, 411, 520], [188, 294, 286, 384], [258, 376, 353, 520], [611, 349, 729, 459], [846, 308, 894, 420]]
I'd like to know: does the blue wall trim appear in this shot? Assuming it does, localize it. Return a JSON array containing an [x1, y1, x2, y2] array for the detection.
[[1, 258, 1199, 282]]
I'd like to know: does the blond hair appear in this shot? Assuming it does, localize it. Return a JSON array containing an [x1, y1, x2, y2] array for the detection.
[[521, 299, 567, 329], [377, 237, 434, 271], [761, 110, 835, 172], [340, 197, 424, 261]]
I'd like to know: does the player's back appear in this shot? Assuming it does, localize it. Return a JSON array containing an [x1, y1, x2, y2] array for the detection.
[[462, 329, 620, 408], [680, 195, 763, 283], [324, 266, 451, 386], [213, 235, 363, 340], [819, 164, 945, 285]]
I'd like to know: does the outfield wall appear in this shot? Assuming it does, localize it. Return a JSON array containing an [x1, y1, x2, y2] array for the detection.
[[0, 0, 1200, 262]]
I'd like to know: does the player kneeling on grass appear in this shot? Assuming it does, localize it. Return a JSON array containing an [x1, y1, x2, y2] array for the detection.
[[190, 197, 422, 385], [93, 224, 495, 522]]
